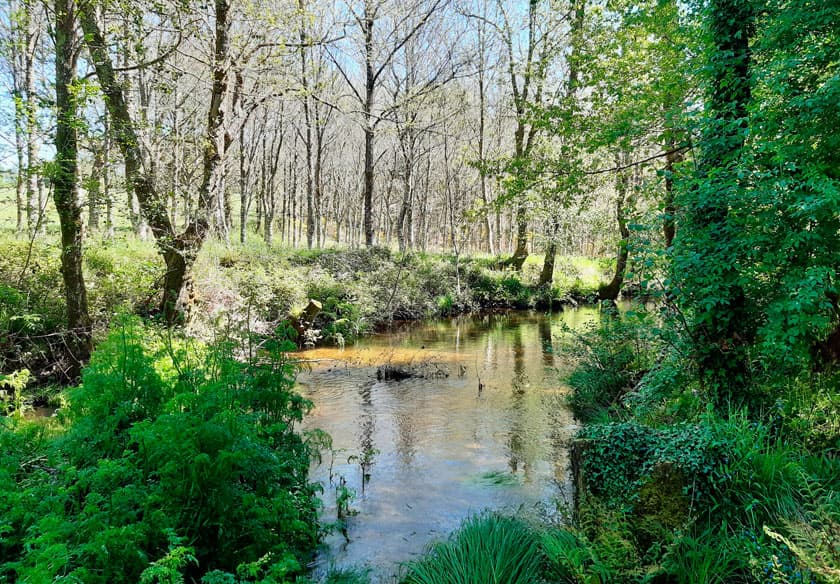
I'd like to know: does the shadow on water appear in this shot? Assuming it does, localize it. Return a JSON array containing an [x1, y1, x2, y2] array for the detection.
[[297, 306, 603, 581]]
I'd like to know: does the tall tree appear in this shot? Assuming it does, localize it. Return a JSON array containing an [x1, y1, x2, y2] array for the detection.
[[52, 0, 91, 374], [538, 0, 584, 286], [330, 0, 445, 246], [597, 153, 633, 301], [672, 0, 754, 402], [496, 0, 556, 270], [386, 9, 458, 252], [473, 0, 496, 255], [743, 0, 840, 367], [79, 0, 230, 324], [3, 0, 43, 235]]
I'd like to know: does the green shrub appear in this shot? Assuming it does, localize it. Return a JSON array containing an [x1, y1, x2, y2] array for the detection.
[[706, 414, 840, 531], [778, 372, 840, 456], [84, 238, 159, 319], [659, 526, 751, 584], [308, 279, 367, 343], [499, 276, 533, 308], [541, 528, 617, 584], [436, 293, 455, 316], [565, 308, 653, 423], [552, 257, 607, 299], [2, 317, 320, 583], [0, 235, 160, 379], [577, 421, 727, 509], [574, 411, 839, 583], [0, 237, 66, 374]]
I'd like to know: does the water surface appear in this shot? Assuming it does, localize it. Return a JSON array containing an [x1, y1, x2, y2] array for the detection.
[[298, 307, 600, 580]]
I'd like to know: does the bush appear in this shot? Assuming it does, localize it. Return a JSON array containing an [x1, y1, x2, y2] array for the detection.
[[570, 410, 840, 584], [84, 238, 159, 319], [577, 421, 726, 509], [541, 528, 618, 583], [1, 317, 320, 583], [565, 307, 653, 423], [0, 235, 159, 381]]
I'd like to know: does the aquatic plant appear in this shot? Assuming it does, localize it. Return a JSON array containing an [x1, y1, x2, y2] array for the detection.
[[475, 470, 520, 487], [349, 447, 380, 495]]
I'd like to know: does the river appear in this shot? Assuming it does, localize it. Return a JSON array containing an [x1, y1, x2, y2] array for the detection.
[[297, 306, 601, 581]]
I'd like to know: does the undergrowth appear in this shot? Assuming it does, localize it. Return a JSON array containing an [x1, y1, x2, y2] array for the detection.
[[0, 316, 321, 583], [554, 306, 840, 584], [1, 231, 609, 385]]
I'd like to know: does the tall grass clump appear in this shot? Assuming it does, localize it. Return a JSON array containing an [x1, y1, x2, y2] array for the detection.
[[401, 514, 542, 584]]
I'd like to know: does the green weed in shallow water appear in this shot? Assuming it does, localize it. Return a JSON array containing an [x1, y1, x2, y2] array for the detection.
[[474, 470, 520, 486]]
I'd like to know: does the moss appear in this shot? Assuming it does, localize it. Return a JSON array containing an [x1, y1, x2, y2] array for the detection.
[[632, 464, 691, 554]]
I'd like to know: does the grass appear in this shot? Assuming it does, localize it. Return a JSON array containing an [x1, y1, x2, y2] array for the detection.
[[322, 568, 372, 584], [401, 514, 543, 584]]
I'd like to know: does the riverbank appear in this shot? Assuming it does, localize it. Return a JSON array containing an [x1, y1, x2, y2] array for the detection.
[[551, 308, 840, 583], [0, 232, 611, 388]]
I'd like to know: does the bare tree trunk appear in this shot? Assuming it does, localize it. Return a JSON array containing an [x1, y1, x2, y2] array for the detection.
[[362, 125, 375, 246], [443, 127, 461, 293], [298, 1, 316, 249], [87, 146, 103, 230], [314, 119, 325, 248], [473, 0, 494, 254], [510, 206, 528, 268], [496, 0, 547, 270], [396, 157, 412, 253], [14, 103, 26, 233], [80, 0, 229, 324], [663, 141, 682, 248], [265, 198, 275, 245], [277, 160, 285, 244], [239, 120, 249, 244], [359, 5, 377, 247], [103, 110, 114, 237], [540, 0, 584, 284], [54, 0, 91, 375], [262, 105, 284, 245], [538, 221, 559, 286], [478, 90, 493, 254], [10, 0, 27, 234], [24, 2, 41, 236], [292, 140, 299, 247], [599, 155, 632, 301], [257, 130, 266, 241]]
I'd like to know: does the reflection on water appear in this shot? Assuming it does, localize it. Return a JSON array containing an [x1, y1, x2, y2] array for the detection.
[[298, 307, 601, 581]]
